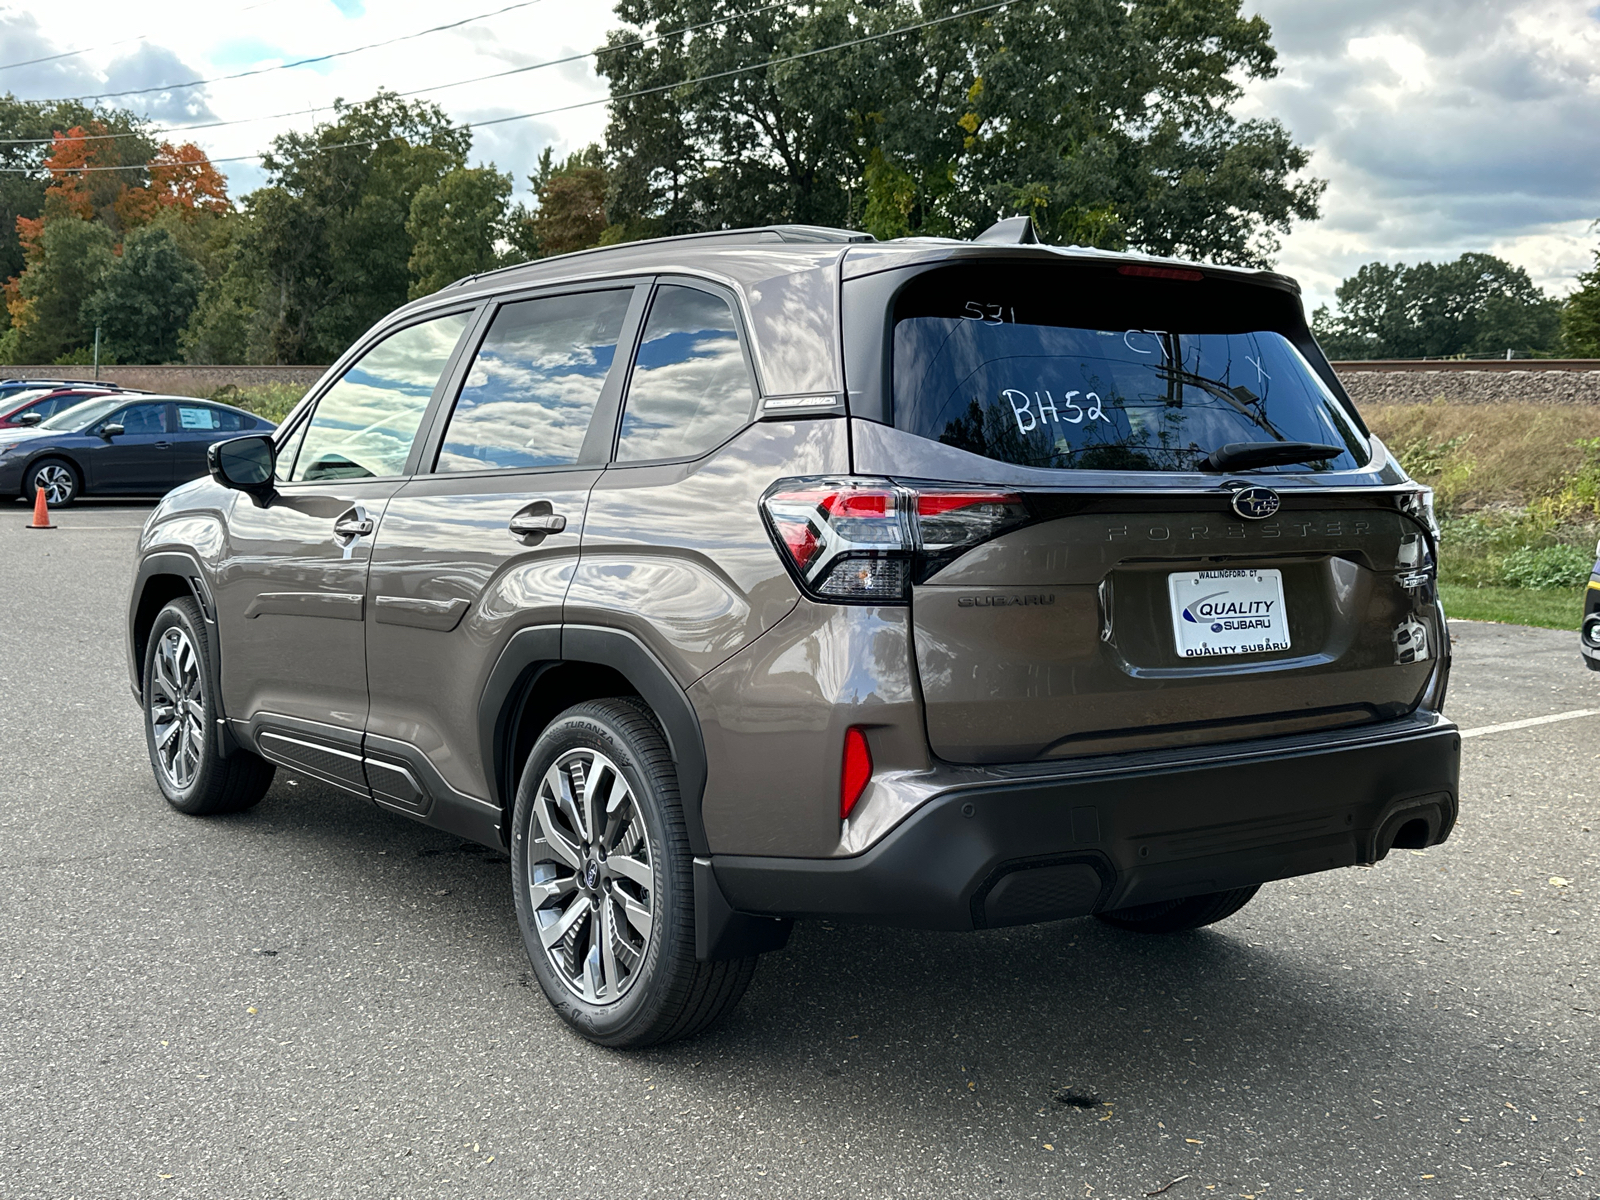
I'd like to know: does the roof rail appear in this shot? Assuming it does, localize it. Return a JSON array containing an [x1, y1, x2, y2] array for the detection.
[[446, 224, 876, 289]]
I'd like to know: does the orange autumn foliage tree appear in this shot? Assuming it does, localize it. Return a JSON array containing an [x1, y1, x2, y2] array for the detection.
[[5, 123, 229, 360], [14, 125, 228, 253]]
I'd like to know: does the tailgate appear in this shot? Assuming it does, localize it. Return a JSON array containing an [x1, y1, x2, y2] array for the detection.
[[912, 502, 1439, 763]]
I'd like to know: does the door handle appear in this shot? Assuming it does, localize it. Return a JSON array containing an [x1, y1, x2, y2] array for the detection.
[[154, 441, 172, 449], [508, 512, 567, 537], [333, 506, 375, 540]]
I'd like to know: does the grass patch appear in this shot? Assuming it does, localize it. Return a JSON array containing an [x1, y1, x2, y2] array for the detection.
[[1365, 401, 1600, 512], [1439, 583, 1587, 630]]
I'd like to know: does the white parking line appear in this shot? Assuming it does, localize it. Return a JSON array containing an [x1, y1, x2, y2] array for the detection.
[[1460, 709, 1599, 739]]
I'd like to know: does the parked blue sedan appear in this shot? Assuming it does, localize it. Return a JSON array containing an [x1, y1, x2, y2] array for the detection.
[[0, 394, 275, 505]]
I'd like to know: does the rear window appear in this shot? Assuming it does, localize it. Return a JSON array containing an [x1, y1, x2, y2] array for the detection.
[[892, 265, 1368, 473]]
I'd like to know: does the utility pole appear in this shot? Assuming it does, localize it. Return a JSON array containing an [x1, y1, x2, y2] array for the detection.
[[93, 326, 101, 380]]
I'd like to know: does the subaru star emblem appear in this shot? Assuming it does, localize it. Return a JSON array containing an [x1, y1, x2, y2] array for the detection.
[[1231, 486, 1281, 520]]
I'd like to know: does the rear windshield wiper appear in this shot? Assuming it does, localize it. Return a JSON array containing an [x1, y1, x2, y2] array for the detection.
[[1199, 441, 1346, 473]]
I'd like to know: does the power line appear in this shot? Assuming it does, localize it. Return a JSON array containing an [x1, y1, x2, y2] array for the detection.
[[0, 0, 793, 148], [0, 0, 286, 73], [30, 0, 551, 104], [0, 1, 1016, 174]]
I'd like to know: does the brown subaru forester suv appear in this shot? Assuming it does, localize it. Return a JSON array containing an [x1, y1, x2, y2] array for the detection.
[[127, 220, 1459, 1047]]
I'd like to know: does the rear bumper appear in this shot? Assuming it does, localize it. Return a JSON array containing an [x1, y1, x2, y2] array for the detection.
[[713, 715, 1460, 931]]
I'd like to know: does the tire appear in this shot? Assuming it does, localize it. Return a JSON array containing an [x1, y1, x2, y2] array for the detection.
[[511, 698, 756, 1048], [1095, 885, 1260, 933], [25, 457, 80, 506], [142, 597, 275, 815]]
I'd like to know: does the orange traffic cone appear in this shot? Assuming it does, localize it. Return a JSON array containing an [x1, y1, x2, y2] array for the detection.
[[25, 484, 54, 530]]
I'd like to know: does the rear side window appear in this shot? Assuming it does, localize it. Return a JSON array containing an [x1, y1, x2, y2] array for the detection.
[[176, 404, 246, 431], [892, 266, 1368, 473], [436, 289, 631, 472], [291, 312, 470, 482], [615, 285, 753, 462]]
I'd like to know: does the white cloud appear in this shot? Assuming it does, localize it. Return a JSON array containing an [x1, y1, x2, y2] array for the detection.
[[1244, 0, 1600, 308], [3, 0, 1596, 312], [0, 0, 613, 206]]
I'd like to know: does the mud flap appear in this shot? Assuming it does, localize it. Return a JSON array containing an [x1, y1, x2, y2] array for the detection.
[[694, 857, 792, 961]]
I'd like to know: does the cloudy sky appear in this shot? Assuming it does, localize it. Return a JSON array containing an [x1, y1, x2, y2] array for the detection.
[[1, 0, 1596, 311]]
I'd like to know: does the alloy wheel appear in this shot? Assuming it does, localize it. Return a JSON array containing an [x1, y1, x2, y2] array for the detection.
[[526, 748, 655, 1004], [32, 463, 73, 505], [149, 627, 206, 790]]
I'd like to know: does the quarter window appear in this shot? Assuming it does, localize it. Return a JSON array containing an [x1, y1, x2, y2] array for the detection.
[[615, 285, 753, 462], [436, 289, 631, 472], [291, 312, 471, 482]]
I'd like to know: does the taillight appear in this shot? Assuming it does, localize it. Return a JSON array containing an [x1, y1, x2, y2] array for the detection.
[[760, 477, 1028, 603], [840, 727, 872, 820], [1400, 485, 1441, 541]]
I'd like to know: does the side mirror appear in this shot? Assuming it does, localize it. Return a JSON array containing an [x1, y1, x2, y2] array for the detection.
[[17, 412, 41, 426], [101, 422, 125, 439], [208, 434, 276, 500]]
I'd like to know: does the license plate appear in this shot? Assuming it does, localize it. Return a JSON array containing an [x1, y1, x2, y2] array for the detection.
[[1167, 569, 1291, 659]]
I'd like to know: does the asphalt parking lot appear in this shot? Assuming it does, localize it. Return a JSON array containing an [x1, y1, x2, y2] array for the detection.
[[0, 503, 1595, 1200]]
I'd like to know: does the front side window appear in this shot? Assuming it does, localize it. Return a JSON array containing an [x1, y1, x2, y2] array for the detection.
[[615, 285, 753, 463], [273, 419, 308, 485], [892, 267, 1369, 473], [436, 289, 631, 472], [290, 312, 471, 482], [109, 403, 169, 435]]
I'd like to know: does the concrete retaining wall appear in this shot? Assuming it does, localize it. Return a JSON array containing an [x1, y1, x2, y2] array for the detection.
[[0, 365, 328, 398]]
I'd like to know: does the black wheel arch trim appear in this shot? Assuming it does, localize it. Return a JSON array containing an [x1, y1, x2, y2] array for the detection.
[[479, 623, 711, 856], [129, 551, 238, 758]]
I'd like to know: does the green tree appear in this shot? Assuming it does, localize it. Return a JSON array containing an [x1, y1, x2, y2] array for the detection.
[[597, 0, 1322, 264], [1315, 254, 1561, 359], [1562, 250, 1600, 357], [516, 145, 611, 258], [407, 166, 512, 299], [0, 97, 154, 333], [180, 212, 272, 364], [196, 92, 473, 363], [82, 225, 204, 363], [8, 215, 115, 363]]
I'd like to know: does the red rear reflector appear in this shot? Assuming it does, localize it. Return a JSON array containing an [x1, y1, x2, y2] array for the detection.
[[840, 727, 872, 820], [1117, 263, 1204, 281]]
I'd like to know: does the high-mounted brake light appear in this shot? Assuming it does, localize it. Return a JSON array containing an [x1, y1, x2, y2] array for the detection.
[[1116, 263, 1204, 282], [840, 727, 872, 820], [760, 477, 1028, 603]]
